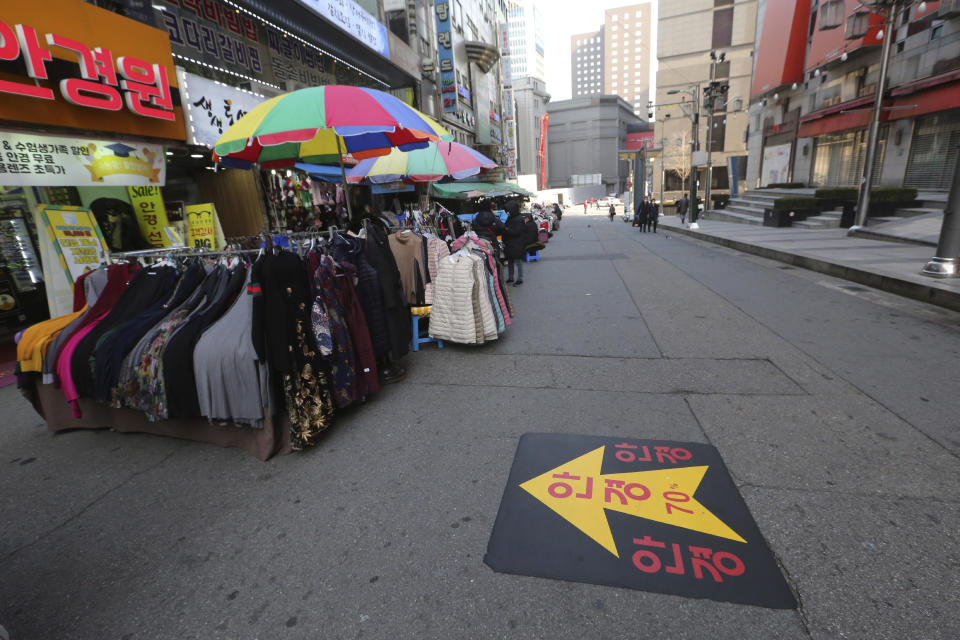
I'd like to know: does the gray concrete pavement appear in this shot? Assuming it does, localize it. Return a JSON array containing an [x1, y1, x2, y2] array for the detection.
[[1, 214, 958, 639]]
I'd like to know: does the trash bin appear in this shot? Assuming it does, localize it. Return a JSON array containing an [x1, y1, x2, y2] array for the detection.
[[763, 208, 793, 227]]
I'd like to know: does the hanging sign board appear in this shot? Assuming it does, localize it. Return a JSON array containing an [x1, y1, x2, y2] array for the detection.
[[185, 202, 225, 250], [178, 69, 266, 148], [0, 131, 166, 187], [296, 0, 390, 59], [37, 205, 109, 285], [435, 2, 458, 113], [485, 433, 797, 609], [127, 186, 172, 248]]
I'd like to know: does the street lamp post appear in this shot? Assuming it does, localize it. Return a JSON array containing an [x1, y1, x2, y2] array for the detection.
[[704, 50, 725, 218], [851, 0, 901, 231]]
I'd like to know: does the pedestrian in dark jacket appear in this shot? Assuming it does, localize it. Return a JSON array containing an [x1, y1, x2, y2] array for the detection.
[[553, 202, 563, 220], [649, 199, 658, 233], [473, 201, 503, 244], [677, 195, 689, 225], [502, 200, 526, 285], [639, 196, 650, 232], [608, 204, 615, 221]]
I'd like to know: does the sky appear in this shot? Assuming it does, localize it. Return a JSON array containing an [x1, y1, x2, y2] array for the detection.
[[540, 0, 659, 103]]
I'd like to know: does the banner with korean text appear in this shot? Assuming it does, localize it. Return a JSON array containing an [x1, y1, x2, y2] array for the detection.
[[185, 203, 226, 250], [0, 131, 166, 187], [178, 69, 267, 149], [37, 205, 109, 285], [127, 186, 172, 248]]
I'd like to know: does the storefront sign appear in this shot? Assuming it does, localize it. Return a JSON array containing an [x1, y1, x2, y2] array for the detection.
[[436, 2, 458, 113], [297, 0, 390, 60], [185, 202, 225, 250], [127, 186, 172, 248], [0, 131, 166, 187], [178, 69, 266, 148], [37, 205, 109, 285], [0, 0, 184, 141], [499, 23, 517, 180], [761, 142, 792, 187], [486, 433, 797, 609]]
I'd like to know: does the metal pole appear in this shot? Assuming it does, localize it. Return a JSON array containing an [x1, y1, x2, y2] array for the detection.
[[922, 145, 960, 277], [705, 61, 716, 217], [336, 135, 354, 222], [851, 1, 897, 231], [660, 138, 665, 215], [689, 83, 700, 228]]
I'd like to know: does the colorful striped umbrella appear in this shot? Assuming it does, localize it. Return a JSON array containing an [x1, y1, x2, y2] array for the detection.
[[212, 85, 450, 169], [346, 142, 497, 184]]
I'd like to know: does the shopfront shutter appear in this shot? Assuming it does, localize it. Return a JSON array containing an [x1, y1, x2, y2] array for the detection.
[[904, 110, 960, 191]]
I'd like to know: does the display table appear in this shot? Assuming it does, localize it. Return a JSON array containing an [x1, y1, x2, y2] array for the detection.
[[27, 381, 291, 461]]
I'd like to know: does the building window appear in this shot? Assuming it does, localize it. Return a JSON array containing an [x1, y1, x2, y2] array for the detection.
[[712, 7, 733, 48], [818, 0, 844, 30]]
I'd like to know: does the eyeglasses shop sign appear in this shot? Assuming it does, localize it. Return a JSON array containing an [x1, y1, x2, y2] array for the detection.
[[179, 69, 266, 148]]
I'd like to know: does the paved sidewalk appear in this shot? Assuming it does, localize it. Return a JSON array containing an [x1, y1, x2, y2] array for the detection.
[[657, 215, 960, 311]]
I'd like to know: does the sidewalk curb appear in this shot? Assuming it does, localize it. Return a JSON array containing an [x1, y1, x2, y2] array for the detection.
[[663, 224, 960, 313]]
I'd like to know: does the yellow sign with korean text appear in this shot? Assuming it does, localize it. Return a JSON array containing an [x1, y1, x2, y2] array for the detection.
[[37, 205, 109, 285], [127, 186, 171, 248], [185, 203, 225, 251]]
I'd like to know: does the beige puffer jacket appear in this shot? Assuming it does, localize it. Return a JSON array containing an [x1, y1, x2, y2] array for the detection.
[[424, 237, 450, 305], [470, 255, 498, 341], [429, 255, 482, 343]]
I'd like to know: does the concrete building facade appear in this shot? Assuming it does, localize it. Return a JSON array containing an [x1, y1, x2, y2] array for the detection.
[[571, 30, 605, 97], [506, 0, 546, 81], [603, 4, 652, 117], [513, 76, 551, 176], [747, 0, 960, 194], [546, 95, 642, 195], [653, 0, 757, 202]]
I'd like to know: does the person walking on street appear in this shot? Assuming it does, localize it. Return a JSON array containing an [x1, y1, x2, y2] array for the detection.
[[608, 203, 615, 221], [649, 198, 659, 233], [502, 200, 526, 286], [639, 196, 650, 232], [677, 194, 689, 225], [583, 201, 588, 214]]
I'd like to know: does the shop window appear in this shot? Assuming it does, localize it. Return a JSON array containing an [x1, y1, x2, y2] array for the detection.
[[819, 0, 845, 30], [904, 110, 960, 191], [712, 8, 733, 48], [386, 10, 409, 45], [811, 127, 888, 186]]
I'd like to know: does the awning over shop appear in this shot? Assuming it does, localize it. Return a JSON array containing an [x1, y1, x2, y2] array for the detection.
[[295, 163, 346, 182], [430, 182, 535, 199]]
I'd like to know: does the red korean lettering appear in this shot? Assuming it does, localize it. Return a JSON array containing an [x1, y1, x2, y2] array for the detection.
[[655, 446, 693, 464], [47, 35, 122, 111], [631, 536, 665, 573], [201, 0, 221, 24], [688, 546, 746, 582], [712, 551, 745, 577], [0, 21, 54, 99], [118, 57, 175, 121], [665, 542, 685, 574], [241, 16, 259, 42], [181, 0, 203, 18], [548, 472, 593, 499], [224, 8, 242, 35], [614, 443, 637, 462], [604, 479, 650, 506]]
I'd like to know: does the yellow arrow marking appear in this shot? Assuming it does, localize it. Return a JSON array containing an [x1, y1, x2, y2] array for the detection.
[[519, 446, 746, 558]]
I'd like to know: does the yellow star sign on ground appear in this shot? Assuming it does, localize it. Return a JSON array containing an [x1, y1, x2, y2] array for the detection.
[[520, 446, 746, 558]]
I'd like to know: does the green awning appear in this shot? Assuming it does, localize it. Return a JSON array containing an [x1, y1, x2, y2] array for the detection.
[[429, 181, 535, 200]]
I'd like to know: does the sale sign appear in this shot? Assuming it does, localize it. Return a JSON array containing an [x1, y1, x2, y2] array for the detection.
[[127, 186, 171, 248], [37, 205, 109, 285], [485, 433, 797, 609]]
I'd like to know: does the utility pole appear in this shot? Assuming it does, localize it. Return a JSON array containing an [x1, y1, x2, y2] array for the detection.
[[690, 82, 700, 228], [851, 0, 900, 231], [922, 144, 960, 278], [704, 50, 726, 218]]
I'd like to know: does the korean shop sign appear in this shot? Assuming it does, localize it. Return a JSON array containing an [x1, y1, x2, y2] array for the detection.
[[296, 0, 390, 60], [435, 2, 458, 113], [178, 69, 265, 148], [127, 186, 172, 248], [37, 205, 109, 285], [485, 434, 797, 609], [0, 0, 184, 141], [0, 131, 166, 187]]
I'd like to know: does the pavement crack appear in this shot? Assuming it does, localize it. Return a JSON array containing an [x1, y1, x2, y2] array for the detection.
[[0, 442, 186, 565]]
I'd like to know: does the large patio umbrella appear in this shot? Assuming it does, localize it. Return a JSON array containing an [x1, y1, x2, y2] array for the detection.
[[212, 85, 450, 218], [346, 141, 497, 184]]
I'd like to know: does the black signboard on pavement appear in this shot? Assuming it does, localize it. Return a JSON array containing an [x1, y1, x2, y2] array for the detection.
[[485, 433, 797, 609]]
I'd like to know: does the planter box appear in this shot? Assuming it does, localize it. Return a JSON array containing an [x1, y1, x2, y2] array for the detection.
[[763, 208, 794, 227]]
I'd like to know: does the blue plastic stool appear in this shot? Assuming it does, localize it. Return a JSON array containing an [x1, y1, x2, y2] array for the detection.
[[411, 312, 444, 352], [525, 250, 540, 263]]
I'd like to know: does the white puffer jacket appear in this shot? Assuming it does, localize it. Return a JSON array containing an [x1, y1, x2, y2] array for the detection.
[[429, 255, 482, 343]]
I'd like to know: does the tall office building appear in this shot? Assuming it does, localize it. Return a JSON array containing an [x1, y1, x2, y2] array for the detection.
[[570, 4, 652, 116], [506, 0, 546, 81], [603, 4, 652, 117], [571, 30, 604, 97]]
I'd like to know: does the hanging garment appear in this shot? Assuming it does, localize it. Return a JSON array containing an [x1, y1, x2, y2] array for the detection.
[[43, 268, 112, 384], [163, 264, 248, 419], [92, 262, 205, 403], [330, 234, 391, 358], [387, 230, 427, 306], [365, 224, 410, 359], [71, 265, 179, 399], [424, 237, 450, 306], [469, 254, 498, 341], [312, 257, 357, 409], [333, 261, 379, 399], [451, 235, 512, 326], [193, 269, 273, 428], [429, 254, 484, 344]]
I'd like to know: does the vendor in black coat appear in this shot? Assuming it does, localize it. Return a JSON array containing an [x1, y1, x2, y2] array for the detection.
[[473, 200, 504, 244], [502, 200, 527, 286]]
